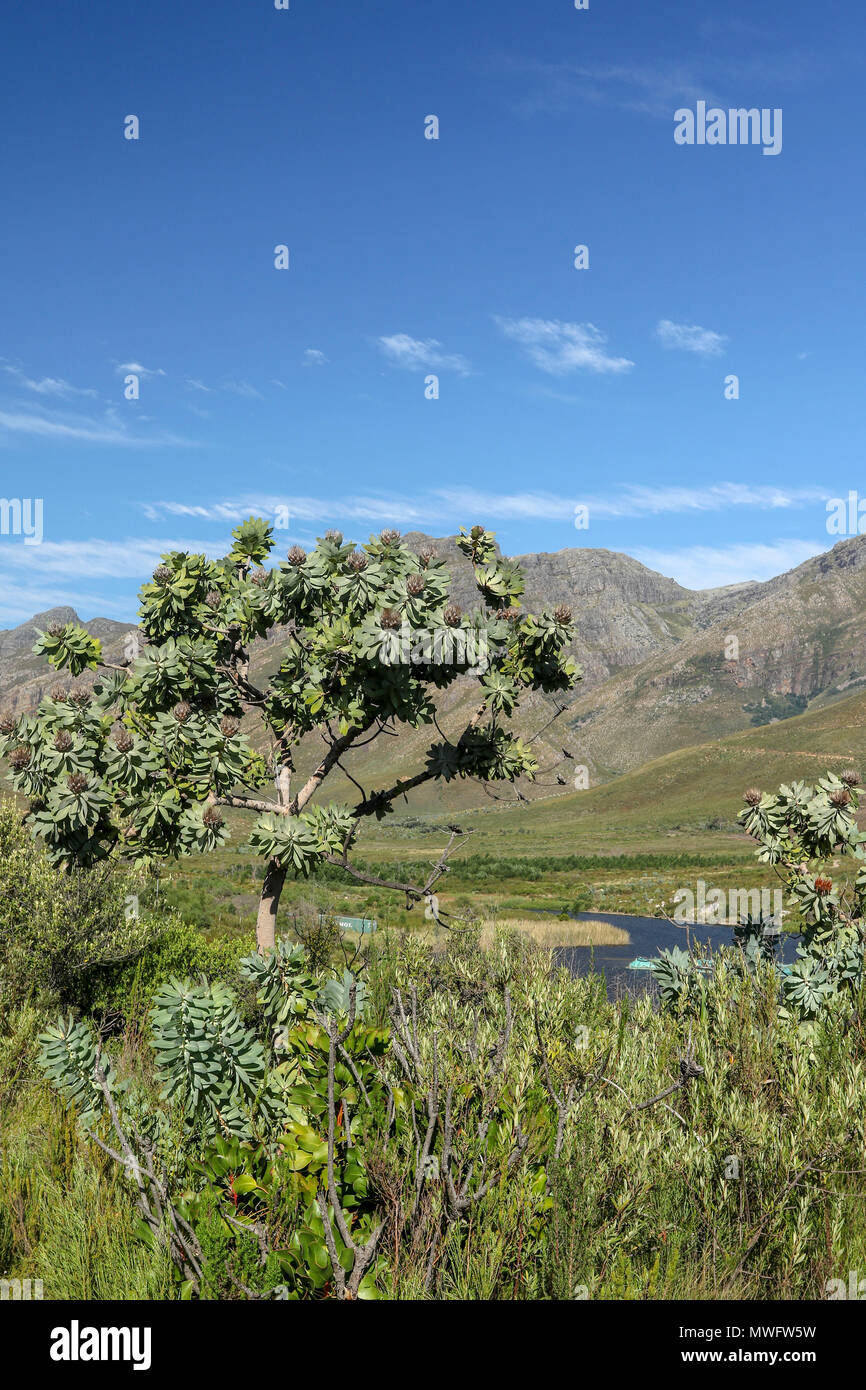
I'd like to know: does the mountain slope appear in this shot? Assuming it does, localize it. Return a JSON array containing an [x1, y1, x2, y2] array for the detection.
[[565, 533, 866, 781]]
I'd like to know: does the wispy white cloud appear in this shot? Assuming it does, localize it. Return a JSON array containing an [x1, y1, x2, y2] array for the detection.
[[655, 319, 727, 356], [376, 334, 472, 376], [496, 55, 720, 120], [494, 317, 634, 375], [0, 407, 193, 447], [1, 365, 98, 398], [142, 495, 433, 527], [304, 349, 328, 366], [498, 52, 817, 121], [116, 361, 166, 379], [184, 377, 263, 398], [141, 482, 824, 530], [0, 536, 232, 588], [221, 380, 263, 399], [0, 536, 235, 627], [576, 482, 824, 520], [631, 539, 826, 590], [0, 405, 193, 447]]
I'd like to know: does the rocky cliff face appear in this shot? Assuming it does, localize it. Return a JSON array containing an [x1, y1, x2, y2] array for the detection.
[[563, 534, 866, 779]]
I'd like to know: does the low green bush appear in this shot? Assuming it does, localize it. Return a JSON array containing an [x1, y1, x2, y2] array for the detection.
[[88, 918, 253, 1021], [0, 798, 156, 1014]]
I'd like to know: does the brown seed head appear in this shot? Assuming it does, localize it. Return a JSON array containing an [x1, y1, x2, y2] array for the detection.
[[554, 604, 572, 624], [173, 701, 192, 724], [324, 529, 343, 546], [346, 551, 368, 572], [830, 788, 851, 808], [379, 608, 402, 630], [418, 545, 436, 567], [841, 769, 861, 787], [287, 545, 307, 567], [743, 787, 762, 806], [153, 565, 172, 586], [46, 623, 65, 638], [67, 773, 89, 795], [220, 717, 239, 738], [8, 746, 31, 770], [406, 574, 425, 596], [380, 529, 401, 545], [203, 806, 224, 829], [70, 688, 92, 708], [205, 589, 222, 609], [113, 728, 134, 753], [443, 604, 462, 628], [0, 713, 17, 737], [53, 731, 73, 753]]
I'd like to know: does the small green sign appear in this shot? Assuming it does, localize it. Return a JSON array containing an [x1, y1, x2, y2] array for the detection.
[[336, 916, 377, 934]]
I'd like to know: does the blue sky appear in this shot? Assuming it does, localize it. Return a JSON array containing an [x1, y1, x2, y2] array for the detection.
[[0, 0, 863, 624]]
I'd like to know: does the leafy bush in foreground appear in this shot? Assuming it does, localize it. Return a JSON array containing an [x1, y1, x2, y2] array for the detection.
[[30, 921, 866, 1301], [0, 798, 156, 1013]]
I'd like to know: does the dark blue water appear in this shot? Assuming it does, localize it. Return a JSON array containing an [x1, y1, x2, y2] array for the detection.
[[554, 912, 802, 1001]]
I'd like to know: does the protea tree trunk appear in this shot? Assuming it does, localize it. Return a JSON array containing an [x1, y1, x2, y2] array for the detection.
[[256, 754, 292, 953], [257, 857, 287, 954]]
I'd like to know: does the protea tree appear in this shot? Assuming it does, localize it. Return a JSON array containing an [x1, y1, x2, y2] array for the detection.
[[0, 520, 580, 952]]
